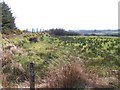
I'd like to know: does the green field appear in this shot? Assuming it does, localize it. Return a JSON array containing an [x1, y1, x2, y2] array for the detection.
[[1, 33, 119, 88]]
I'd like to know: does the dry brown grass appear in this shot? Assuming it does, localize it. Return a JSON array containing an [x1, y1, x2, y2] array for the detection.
[[45, 57, 117, 89], [2, 50, 12, 67]]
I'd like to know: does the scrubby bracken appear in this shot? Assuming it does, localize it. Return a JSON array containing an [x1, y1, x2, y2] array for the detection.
[[45, 57, 118, 89], [1, 45, 29, 88], [2, 50, 12, 67]]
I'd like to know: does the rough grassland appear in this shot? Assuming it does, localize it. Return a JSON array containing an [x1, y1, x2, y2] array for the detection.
[[1, 33, 119, 88]]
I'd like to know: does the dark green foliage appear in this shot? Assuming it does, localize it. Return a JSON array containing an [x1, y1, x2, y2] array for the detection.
[[1, 1, 16, 34], [48, 28, 80, 36], [29, 37, 38, 43], [0, 2, 2, 30]]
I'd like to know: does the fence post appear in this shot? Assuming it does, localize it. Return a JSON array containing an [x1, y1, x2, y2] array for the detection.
[[29, 61, 35, 90], [118, 70, 120, 89]]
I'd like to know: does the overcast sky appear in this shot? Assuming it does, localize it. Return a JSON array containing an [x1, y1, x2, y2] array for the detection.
[[3, 0, 119, 30]]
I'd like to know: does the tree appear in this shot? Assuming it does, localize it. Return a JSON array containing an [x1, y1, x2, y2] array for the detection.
[[1, 1, 16, 34], [48, 28, 80, 36], [49, 28, 67, 36], [0, 2, 2, 30]]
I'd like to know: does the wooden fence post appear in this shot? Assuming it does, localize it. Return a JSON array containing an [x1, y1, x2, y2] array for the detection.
[[118, 70, 120, 89], [29, 61, 35, 90]]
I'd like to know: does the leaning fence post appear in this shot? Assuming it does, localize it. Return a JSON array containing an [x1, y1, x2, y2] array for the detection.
[[29, 61, 35, 90]]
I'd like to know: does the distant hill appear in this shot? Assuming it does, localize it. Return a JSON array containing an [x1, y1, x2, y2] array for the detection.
[[71, 30, 119, 36]]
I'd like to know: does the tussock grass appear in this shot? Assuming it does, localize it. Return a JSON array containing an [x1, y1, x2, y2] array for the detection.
[[45, 57, 117, 88]]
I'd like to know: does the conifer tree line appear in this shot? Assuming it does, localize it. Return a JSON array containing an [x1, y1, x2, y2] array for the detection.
[[0, 1, 20, 34], [0, 2, 2, 30]]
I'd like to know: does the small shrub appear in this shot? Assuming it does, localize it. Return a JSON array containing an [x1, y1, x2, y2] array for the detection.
[[29, 37, 38, 43], [46, 58, 87, 88]]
